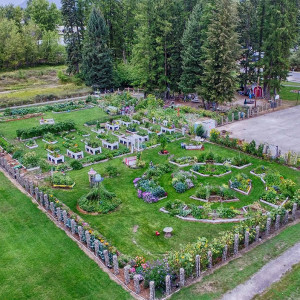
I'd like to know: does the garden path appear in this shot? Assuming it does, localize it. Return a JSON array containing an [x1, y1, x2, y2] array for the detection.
[[221, 241, 300, 300]]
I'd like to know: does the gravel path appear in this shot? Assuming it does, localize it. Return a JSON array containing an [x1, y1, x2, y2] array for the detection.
[[221, 241, 300, 300]]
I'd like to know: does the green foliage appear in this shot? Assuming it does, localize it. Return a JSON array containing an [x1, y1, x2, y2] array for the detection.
[[200, 0, 240, 104], [70, 160, 83, 170], [52, 172, 74, 186], [82, 7, 114, 88]]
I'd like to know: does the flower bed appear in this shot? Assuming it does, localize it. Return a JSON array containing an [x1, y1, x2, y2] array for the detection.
[[169, 156, 197, 167], [25, 139, 38, 149], [42, 133, 58, 144], [161, 200, 243, 221], [78, 185, 121, 213], [133, 164, 172, 203], [171, 170, 196, 193], [52, 172, 75, 188], [191, 164, 231, 177], [197, 151, 228, 164], [191, 184, 238, 203], [229, 173, 252, 195], [230, 156, 251, 169]]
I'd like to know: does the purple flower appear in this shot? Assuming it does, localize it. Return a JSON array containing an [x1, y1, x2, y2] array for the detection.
[[137, 189, 142, 198], [133, 177, 141, 184]]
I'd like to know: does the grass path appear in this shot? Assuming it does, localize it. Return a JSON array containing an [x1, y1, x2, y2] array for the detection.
[[0, 171, 132, 300]]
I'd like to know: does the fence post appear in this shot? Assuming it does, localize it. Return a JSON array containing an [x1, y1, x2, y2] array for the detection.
[[134, 275, 140, 294], [234, 234, 239, 255], [149, 281, 155, 300], [255, 226, 260, 242], [124, 265, 130, 285], [232, 113, 234, 122], [244, 231, 249, 249], [266, 217, 271, 236], [103, 249, 109, 267], [62, 210, 68, 227], [165, 275, 171, 296], [113, 255, 119, 275], [284, 210, 289, 225], [275, 214, 281, 231], [222, 245, 228, 262], [180, 268, 185, 287], [196, 255, 201, 277], [292, 203, 297, 220], [71, 219, 76, 234], [35, 187, 39, 200], [94, 239, 99, 257], [85, 231, 91, 248], [44, 194, 49, 210], [78, 226, 83, 241], [207, 251, 212, 269]]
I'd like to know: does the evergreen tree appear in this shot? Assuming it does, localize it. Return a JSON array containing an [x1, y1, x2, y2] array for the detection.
[[200, 0, 240, 106], [82, 7, 114, 88], [262, 0, 298, 98], [180, 1, 206, 93], [61, 0, 85, 74]]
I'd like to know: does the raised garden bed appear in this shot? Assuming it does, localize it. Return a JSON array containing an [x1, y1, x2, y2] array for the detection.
[[85, 144, 102, 155], [67, 149, 84, 160], [25, 140, 38, 149], [229, 173, 252, 195], [169, 156, 196, 167], [47, 153, 65, 164], [191, 164, 231, 177], [171, 170, 196, 193]]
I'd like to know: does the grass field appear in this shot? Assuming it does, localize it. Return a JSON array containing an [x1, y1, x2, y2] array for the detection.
[[1, 106, 300, 260], [0, 65, 91, 107], [0, 171, 131, 300], [279, 83, 300, 102], [170, 222, 300, 300], [255, 263, 300, 300]]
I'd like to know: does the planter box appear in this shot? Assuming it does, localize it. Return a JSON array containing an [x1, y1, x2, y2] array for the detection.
[[53, 182, 76, 189], [101, 140, 119, 150], [250, 170, 266, 184], [67, 149, 84, 160], [105, 123, 120, 131], [85, 145, 102, 155], [191, 169, 231, 178], [119, 120, 132, 127], [42, 139, 58, 145], [230, 163, 252, 169], [40, 118, 55, 125], [189, 196, 239, 203], [132, 120, 141, 125], [161, 126, 175, 134], [26, 166, 40, 172], [25, 143, 38, 149], [185, 145, 203, 150], [47, 153, 65, 164], [229, 180, 252, 195], [169, 160, 193, 168]]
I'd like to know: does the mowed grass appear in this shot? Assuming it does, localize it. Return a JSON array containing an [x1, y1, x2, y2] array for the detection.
[[171, 222, 300, 300], [51, 140, 300, 259], [255, 263, 300, 300], [279, 85, 300, 101], [0, 171, 132, 300]]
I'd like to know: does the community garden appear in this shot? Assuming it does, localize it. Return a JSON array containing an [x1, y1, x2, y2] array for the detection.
[[1, 92, 300, 297]]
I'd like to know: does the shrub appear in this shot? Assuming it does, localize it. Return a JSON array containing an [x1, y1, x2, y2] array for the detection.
[[52, 173, 74, 186], [195, 124, 205, 137], [105, 165, 119, 178], [22, 152, 40, 168], [70, 160, 83, 170]]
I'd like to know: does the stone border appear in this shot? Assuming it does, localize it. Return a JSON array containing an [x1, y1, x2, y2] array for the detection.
[[230, 163, 252, 169], [42, 139, 58, 145]]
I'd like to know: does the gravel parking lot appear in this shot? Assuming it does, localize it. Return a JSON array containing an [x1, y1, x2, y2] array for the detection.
[[218, 105, 300, 154]]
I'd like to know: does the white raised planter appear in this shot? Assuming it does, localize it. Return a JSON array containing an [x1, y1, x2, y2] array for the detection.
[[161, 126, 175, 134], [67, 149, 84, 160], [230, 163, 252, 169], [105, 123, 120, 131], [47, 153, 65, 164], [119, 120, 132, 127], [40, 118, 55, 125], [85, 145, 102, 155], [185, 145, 203, 150], [132, 119, 141, 125], [42, 139, 58, 145], [102, 140, 119, 150], [25, 143, 38, 149], [191, 169, 231, 178], [189, 196, 239, 203]]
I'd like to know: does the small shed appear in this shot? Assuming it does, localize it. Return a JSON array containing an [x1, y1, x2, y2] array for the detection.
[[124, 156, 137, 167]]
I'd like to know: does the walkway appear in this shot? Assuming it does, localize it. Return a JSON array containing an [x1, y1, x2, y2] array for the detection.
[[218, 105, 300, 154], [221, 241, 300, 300]]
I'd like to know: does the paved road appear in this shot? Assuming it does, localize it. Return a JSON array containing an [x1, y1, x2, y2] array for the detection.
[[218, 105, 300, 154], [287, 72, 300, 83], [221, 241, 300, 300]]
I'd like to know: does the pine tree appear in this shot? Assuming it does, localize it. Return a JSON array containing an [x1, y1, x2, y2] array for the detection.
[[180, 1, 206, 93], [61, 0, 85, 74], [262, 0, 298, 98], [200, 0, 240, 106], [81, 7, 114, 89]]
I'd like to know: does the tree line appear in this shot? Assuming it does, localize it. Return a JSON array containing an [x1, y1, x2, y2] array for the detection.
[[0, 0, 299, 104]]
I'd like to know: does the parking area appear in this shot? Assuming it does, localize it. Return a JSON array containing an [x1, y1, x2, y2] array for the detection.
[[218, 105, 300, 154]]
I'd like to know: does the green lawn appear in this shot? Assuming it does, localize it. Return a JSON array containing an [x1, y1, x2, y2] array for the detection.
[[50, 140, 300, 259], [255, 263, 300, 300], [279, 85, 300, 101], [170, 222, 300, 300], [0, 171, 132, 300]]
